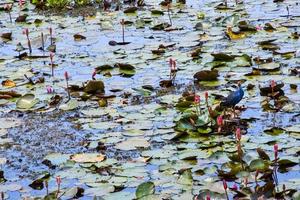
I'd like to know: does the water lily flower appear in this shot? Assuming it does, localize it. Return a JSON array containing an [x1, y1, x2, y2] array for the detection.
[[46, 86, 54, 94], [4, 4, 12, 10], [206, 192, 210, 200], [194, 95, 200, 104], [4, 4, 12, 23], [274, 143, 278, 160], [256, 25, 263, 31], [19, 0, 26, 8], [232, 183, 238, 191], [235, 128, 241, 141]]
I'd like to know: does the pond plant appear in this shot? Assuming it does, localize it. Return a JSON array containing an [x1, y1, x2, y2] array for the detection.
[[0, 0, 299, 199]]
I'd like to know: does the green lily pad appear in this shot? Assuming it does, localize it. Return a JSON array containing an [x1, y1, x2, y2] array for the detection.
[[16, 94, 39, 109], [136, 181, 155, 199]]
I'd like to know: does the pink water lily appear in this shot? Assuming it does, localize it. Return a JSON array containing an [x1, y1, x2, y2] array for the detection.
[[19, 0, 26, 7], [46, 86, 54, 94], [236, 128, 241, 141], [4, 3, 12, 10], [194, 95, 200, 104], [206, 192, 210, 200], [232, 183, 238, 191], [256, 25, 263, 31]]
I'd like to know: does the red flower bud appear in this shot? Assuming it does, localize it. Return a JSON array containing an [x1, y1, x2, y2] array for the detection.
[[217, 115, 223, 126], [64, 71, 69, 80], [49, 27, 52, 35], [46, 86, 54, 94], [223, 179, 227, 190], [206, 193, 210, 200], [194, 95, 200, 104], [172, 60, 176, 71], [205, 91, 208, 101], [56, 176, 61, 185], [169, 58, 173, 67], [271, 80, 276, 89], [23, 28, 29, 36], [49, 52, 54, 62], [274, 143, 278, 160], [235, 128, 241, 141]]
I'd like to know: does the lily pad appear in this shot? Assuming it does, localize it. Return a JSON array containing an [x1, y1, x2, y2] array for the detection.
[[136, 181, 155, 199], [16, 94, 39, 109]]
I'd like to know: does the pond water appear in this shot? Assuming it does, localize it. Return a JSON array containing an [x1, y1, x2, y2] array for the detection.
[[0, 0, 300, 199]]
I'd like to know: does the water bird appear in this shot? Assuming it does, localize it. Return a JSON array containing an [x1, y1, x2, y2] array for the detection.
[[220, 82, 244, 113]]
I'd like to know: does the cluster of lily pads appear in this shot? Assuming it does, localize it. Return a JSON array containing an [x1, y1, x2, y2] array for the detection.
[[0, 0, 300, 199]]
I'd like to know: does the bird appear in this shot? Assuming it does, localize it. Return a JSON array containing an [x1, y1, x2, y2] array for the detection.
[[220, 82, 244, 109]]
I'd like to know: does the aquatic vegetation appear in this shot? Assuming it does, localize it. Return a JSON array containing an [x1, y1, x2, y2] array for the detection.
[[0, 0, 299, 199]]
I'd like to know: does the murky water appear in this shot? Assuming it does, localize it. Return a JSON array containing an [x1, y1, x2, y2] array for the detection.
[[0, 0, 300, 199]]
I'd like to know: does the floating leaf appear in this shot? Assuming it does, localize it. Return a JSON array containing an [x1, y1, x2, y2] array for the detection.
[[136, 181, 155, 199], [71, 153, 105, 163], [2, 80, 16, 88], [16, 94, 39, 109], [249, 159, 269, 171]]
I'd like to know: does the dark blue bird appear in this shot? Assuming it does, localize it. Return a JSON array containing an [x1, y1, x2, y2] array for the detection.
[[220, 82, 244, 108]]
